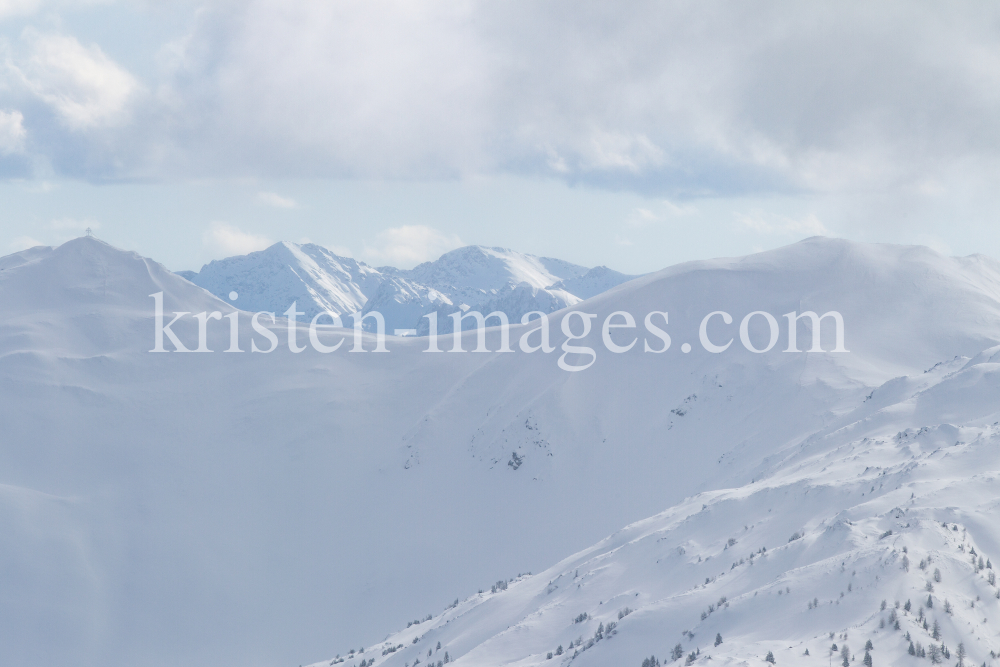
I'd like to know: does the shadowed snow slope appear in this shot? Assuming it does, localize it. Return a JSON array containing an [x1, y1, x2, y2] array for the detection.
[[1, 237, 1000, 667]]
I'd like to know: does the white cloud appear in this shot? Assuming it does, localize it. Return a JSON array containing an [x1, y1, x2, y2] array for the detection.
[[0, 110, 26, 154], [662, 199, 697, 216], [145, 1, 1000, 198], [12, 30, 139, 129], [625, 199, 697, 229], [625, 207, 660, 229], [0, 0, 114, 20], [256, 191, 297, 208], [24, 180, 54, 193], [5, 0, 1000, 217], [323, 244, 352, 258], [916, 180, 947, 197], [736, 212, 828, 236], [0, 0, 40, 20], [202, 221, 272, 256], [362, 225, 462, 267], [159, 2, 491, 178], [539, 131, 667, 176], [580, 131, 666, 173]]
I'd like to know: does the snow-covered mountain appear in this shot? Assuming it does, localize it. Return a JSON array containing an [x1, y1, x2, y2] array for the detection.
[[397, 245, 589, 307], [311, 350, 1000, 667], [3, 236, 1000, 667], [177, 241, 384, 320], [178, 243, 635, 333]]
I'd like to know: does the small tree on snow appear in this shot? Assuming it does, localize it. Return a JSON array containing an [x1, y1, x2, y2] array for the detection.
[[715, 633, 722, 647], [863, 649, 872, 667], [764, 651, 775, 664], [841, 644, 850, 667]]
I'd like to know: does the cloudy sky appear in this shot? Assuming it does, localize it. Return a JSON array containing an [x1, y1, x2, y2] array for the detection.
[[2, 1, 999, 272]]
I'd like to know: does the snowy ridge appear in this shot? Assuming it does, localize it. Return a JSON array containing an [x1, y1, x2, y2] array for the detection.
[[182, 242, 383, 320], [0, 244, 52, 270], [179, 242, 637, 333], [400, 246, 588, 302]]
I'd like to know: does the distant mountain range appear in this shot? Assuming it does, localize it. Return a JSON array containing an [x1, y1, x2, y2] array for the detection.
[[176, 243, 639, 334]]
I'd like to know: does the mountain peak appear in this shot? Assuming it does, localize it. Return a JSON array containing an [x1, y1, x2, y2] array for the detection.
[[179, 242, 637, 331]]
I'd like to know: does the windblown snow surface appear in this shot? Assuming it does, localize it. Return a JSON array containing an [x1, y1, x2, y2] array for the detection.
[[2, 237, 1000, 667]]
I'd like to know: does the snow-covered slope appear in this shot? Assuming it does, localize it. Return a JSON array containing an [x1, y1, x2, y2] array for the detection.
[[0, 243, 52, 270], [182, 241, 383, 321], [396, 246, 588, 306], [2, 236, 1000, 667], [179, 243, 635, 334], [314, 350, 1000, 667], [358, 275, 455, 333], [551, 265, 636, 300]]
